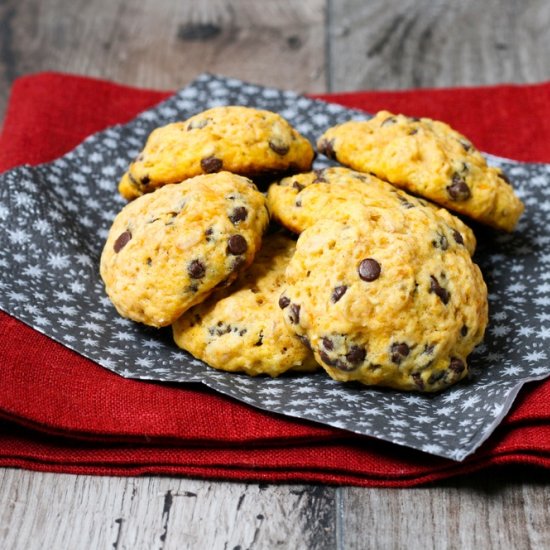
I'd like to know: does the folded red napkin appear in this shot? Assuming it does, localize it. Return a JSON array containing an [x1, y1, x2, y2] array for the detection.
[[1, 73, 550, 486]]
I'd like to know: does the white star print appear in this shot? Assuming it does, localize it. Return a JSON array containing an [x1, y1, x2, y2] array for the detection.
[[8, 228, 30, 245], [47, 253, 71, 269], [525, 350, 547, 362]]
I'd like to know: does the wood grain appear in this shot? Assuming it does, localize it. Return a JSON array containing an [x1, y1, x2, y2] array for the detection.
[[1, 0, 550, 548], [2, 468, 549, 549], [0, 0, 326, 123], [327, 0, 550, 91], [340, 470, 550, 549], [0, 469, 337, 550]]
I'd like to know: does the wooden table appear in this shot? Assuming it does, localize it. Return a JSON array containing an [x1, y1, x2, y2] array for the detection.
[[1, 1, 550, 547]]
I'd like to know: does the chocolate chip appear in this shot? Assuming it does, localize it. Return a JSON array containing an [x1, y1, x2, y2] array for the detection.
[[428, 371, 445, 384], [461, 325, 468, 337], [331, 285, 348, 303], [113, 230, 132, 252], [295, 198, 302, 208], [449, 358, 465, 374], [288, 303, 300, 324], [269, 140, 290, 156], [254, 331, 264, 346], [201, 156, 223, 173], [432, 233, 448, 250], [278, 295, 290, 309], [412, 372, 425, 390], [459, 139, 472, 152], [187, 259, 206, 279], [381, 116, 396, 127], [408, 128, 418, 135], [213, 322, 232, 336], [498, 171, 511, 184], [227, 235, 247, 255], [446, 174, 471, 201], [429, 275, 450, 305], [390, 342, 410, 364], [205, 227, 214, 241], [164, 211, 178, 226], [313, 169, 328, 183], [423, 344, 435, 355], [319, 138, 337, 160], [141, 175, 150, 186], [358, 259, 381, 282], [297, 335, 312, 350], [452, 229, 464, 245], [319, 350, 336, 367], [346, 345, 366, 365], [292, 181, 304, 191], [397, 193, 415, 209], [229, 206, 248, 224], [322, 337, 334, 350]]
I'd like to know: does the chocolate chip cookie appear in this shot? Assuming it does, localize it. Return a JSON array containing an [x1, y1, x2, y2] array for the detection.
[[317, 112, 524, 231], [101, 172, 269, 327], [279, 217, 488, 392], [173, 233, 319, 376], [267, 167, 476, 255], [119, 106, 315, 199]]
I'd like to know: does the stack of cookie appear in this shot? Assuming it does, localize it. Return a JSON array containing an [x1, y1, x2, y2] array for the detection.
[[100, 105, 524, 392], [101, 106, 318, 378]]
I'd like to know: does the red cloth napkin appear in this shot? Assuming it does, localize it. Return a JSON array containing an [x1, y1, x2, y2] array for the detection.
[[1, 72, 550, 487]]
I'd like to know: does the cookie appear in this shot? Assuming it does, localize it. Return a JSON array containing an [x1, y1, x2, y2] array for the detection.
[[172, 234, 319, 376], [118, 172, 141, 201], [279, 218, 488, 392], [317, 111, 524, 231], [100, 172, 269, 327], [119, 106, 315, 199], [267, 167, 476, 256]]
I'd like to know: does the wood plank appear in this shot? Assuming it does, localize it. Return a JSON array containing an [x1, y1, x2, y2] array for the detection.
[[1, 1, 550, 548], [339, 469, 550, 549], [0, 0, 326, 124], [327, 0, 550, 91], [2, 467, 549, 548], [0, 468, 337, 549]]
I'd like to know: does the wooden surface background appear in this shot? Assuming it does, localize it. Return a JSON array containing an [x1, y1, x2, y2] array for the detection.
[[1, 0, 550, 548]]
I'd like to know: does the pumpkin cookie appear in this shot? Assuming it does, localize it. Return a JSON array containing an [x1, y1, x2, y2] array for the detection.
[[173, 233, 318, 376], [267, 167, 476, 255], [317, 112, 524, 231], [279, 217, 488, 392], [100, 172, 269, 327], [119, 106, 315, 199]]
